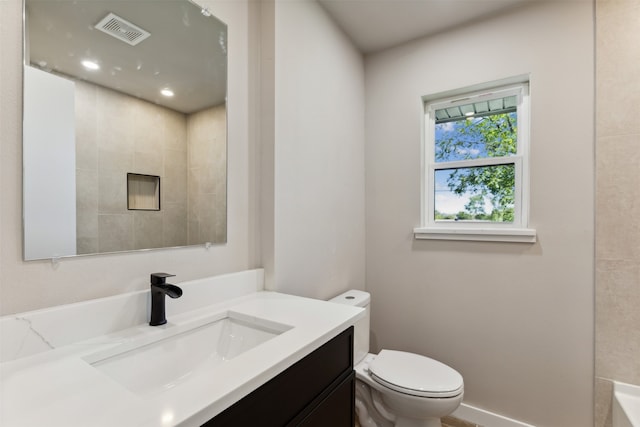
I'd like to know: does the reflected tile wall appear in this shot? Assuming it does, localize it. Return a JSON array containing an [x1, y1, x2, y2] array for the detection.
[[133, 211, 164, 250], [97, 214, 134, 253], [163, 202, 188, 248], [75, 81, 225, 253], [75, 82, 188, 253], [595, 0, 640, 425], [187, 104, 227, 245]]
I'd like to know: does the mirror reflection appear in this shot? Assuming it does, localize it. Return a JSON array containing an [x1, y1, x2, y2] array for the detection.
[[23, 0, 227, 260]]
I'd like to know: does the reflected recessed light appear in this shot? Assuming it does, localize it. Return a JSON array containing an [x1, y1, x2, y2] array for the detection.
[[464, 111, 474, 117], [160, 88, 174, 97], [81, 60, 100, 70]]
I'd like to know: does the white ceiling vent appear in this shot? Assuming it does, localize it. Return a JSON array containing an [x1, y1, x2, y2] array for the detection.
[[95, 13, 150, 46]]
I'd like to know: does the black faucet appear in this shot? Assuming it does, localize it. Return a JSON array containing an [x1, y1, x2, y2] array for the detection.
[[149, 273, 183, 326]]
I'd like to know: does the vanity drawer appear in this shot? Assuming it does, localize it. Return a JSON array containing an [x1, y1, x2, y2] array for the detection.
[[291, 371, 355, 427], [205, 326, 354, 427]]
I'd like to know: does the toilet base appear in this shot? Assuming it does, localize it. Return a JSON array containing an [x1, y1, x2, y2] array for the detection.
[[355, 377, 448, 427]]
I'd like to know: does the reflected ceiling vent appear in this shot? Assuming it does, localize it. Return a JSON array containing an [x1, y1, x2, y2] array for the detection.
[[95, 13, 150, 46]]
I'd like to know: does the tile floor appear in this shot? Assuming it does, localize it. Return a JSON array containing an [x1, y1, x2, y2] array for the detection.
[[442, 415, 484, 427]]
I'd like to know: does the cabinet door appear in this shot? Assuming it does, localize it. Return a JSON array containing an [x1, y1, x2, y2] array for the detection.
[[294, 371, 355, 427], [204, 327, 353, 427]]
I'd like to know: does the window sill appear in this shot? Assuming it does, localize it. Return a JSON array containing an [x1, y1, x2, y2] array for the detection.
[[413, 227, 537, 243]]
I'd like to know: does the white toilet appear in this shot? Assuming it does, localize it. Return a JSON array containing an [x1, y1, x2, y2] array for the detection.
[[330, 290, 464, 427]]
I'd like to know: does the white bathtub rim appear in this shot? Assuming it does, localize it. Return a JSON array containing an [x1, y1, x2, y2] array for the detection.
[[613, 381, 640, 427]]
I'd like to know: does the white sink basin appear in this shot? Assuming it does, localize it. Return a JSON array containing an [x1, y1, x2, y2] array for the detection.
[[84, 312, 291, 396]]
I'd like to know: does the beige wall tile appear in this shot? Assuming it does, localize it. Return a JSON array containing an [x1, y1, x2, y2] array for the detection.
[[594, 377, 613, 427], [595, 134, 640, 260], [133, 211, 164, 250], [76, 212, 98, 240], [596, 259, 640, 382], [76, 168, 98, 214], [213, 171, 226, 198], [188, 194, 223, 246], [97, 214, 134, 253], [74, 81, 97, 116], [189, 167, 216, 195], [186, 105, 227, 245], [98, 171, 128, 214], [188, 137, 214, 169], [163, 110, 188, 152], [595, 2, 640, 413], [163, 148, 188, 177], [163, 203, 188, 248], [187, 106, 225, 168], [187, 219, 200, 246], [75, 82, 98, 171], [76, 168, 98, 244], [95, 88, 136, 153], [133, 150, 163, 177], [76, 237, 98, 255], [133, 103, 167, 153], [164, 149, 188, 205], [596, 1, 640, 137], [76, 136, 98, 173], [98, 148, 134, 174], [214, 207, 227, 243]]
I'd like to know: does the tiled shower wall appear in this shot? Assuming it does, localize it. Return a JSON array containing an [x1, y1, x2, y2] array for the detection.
[[75, 81, 226, 254], [187, 104, 227, 245], [595, 1, 640, 426]]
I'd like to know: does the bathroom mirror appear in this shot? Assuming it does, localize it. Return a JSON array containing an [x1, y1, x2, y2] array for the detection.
[[23, 0, 227, 260]]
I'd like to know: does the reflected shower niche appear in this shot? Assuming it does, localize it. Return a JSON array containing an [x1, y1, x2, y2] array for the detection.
[[127, 174, 160, 211]]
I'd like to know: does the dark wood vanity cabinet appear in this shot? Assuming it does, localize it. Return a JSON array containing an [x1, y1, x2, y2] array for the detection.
[[204, 327, 355, 427]]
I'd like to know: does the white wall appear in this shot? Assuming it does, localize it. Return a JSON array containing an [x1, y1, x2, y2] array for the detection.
[[23, 66, 76, 260], [0, 0, 258, 315], [364, 2, 594, 426], [262, 0, 366, 299]]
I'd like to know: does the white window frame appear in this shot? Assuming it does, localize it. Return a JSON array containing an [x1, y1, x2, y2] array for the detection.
[[414, 80, 536, 243]]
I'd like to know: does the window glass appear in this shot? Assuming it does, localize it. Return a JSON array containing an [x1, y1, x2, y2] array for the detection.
[[435, 102, 518, 163], [434, 164, 515, 223]]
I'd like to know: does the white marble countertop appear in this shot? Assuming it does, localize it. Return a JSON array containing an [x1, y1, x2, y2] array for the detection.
[[0, 274, 363, 427]]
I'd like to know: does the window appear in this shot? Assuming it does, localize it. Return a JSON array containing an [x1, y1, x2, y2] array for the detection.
[[414, 80, 536, 242]]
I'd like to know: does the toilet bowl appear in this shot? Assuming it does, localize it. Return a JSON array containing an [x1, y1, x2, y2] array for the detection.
[[330, 290, 464, 427]]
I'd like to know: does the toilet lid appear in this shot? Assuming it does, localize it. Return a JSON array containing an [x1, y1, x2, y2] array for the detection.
[[368, 350, 464, 398]]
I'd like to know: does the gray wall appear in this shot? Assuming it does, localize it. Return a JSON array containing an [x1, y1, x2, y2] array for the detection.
[[260, 0, 366, 300], [595, 0, 640, 425], [364, 2, 594, 426]]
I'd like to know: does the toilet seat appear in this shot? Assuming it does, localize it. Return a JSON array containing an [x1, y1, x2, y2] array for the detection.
[[368, 350, 464, 398]]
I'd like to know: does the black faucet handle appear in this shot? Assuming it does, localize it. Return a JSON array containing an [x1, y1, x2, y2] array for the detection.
[[150, 272, 176, 285]]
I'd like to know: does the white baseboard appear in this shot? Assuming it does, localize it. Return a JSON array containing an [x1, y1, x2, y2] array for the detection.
[[453, 403, 536, 427]]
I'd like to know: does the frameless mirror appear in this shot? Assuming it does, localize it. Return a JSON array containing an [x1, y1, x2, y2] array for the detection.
[[23, 0, 227, 260]]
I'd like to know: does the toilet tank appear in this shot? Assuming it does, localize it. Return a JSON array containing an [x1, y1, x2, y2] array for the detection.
[[329, 290, 370, 365]]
